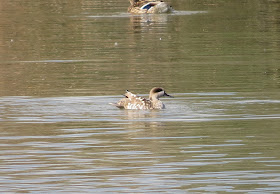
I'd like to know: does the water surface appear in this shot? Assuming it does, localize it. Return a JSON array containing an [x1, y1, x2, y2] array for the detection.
[[0, 0, 280, 193]]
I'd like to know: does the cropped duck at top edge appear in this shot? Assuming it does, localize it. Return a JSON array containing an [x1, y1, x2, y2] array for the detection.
[[128, 0, 173, 14], [112, 87, 173, 110]]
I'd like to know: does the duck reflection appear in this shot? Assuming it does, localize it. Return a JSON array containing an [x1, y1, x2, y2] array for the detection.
[[119, 109, 165, 129], [130, 13, 169, 31]]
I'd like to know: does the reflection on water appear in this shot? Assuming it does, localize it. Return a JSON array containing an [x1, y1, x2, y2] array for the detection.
[[1, 93, 280, 192], [0, 0, 280, 193]]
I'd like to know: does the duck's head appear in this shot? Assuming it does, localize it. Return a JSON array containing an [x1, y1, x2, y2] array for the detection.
[[149, 87, 173, 100]]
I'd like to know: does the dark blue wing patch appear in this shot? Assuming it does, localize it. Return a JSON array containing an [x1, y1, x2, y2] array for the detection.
[[141, 3, 153, 10]]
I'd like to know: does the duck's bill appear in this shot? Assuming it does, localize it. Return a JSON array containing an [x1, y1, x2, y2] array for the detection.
[[164, 92, 174, 98]]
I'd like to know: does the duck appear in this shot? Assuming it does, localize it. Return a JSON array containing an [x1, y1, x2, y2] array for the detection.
[[113, 87, 173, 110], [128, 0, 173, 14]]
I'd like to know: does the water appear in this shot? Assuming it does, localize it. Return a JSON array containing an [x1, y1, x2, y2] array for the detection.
[[1, 0, 280, 193]]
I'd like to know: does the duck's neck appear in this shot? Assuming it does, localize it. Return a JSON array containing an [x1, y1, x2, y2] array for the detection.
[[149, 95, 159, 101]]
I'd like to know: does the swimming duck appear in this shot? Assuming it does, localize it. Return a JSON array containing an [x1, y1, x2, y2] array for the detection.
[[113, 87, 173, 110], [128, 0, 173, 14]]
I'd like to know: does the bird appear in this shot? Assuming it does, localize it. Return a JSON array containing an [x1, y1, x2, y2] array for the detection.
[[112, 87, 173, 110], [128, 0, 173, 14]]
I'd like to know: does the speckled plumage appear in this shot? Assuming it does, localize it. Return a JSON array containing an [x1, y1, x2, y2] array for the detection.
[[128, 0, 173, 14], [113, 87, 173, 110]]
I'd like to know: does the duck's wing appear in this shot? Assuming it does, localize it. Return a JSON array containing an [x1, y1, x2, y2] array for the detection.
[[128, 0, 163, 13], [109, 90, 131, 109], [126, 95, 153, 110], [132, 1, 164, 8], [129, 1, 173, 14], [113, 90, 153, 109], [113, 98, 129, 109], [129, 0, 153, 6]]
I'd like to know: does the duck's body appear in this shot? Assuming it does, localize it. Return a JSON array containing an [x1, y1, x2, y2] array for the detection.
[[113, 87, 173, 110], [128, 0, 173, 14]]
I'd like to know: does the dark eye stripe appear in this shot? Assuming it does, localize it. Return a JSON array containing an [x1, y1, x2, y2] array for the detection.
[[154, 88, 163, 93]]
